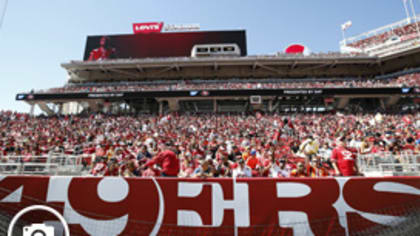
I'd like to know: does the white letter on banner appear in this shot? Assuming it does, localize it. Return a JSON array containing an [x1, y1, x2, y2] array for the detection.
[[276, 183, 314, 236], [177, 182, 204, 226], [177, 182, 250, 227], [212, 183, 249, 227], [47, 177, 128, 236]]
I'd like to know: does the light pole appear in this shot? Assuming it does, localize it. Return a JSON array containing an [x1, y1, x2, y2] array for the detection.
[[403, 0, 411, 23], [0, 0, 8, 29], [341, 21, 352, 46], [408, 0, 420, 39]]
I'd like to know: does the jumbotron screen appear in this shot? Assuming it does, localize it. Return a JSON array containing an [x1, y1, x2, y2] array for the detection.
[[83, 30, 247, 60]]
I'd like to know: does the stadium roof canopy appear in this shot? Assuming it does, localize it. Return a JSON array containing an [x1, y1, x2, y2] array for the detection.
[[61, 47, 420, 83], [61, 55, 380, 82]]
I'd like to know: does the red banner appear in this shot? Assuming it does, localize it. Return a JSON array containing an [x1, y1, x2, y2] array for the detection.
[[132, 22, 163, 34], [0, 176, 419, 235]]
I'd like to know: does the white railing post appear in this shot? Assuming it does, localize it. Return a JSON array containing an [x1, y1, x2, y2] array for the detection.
[[46, 154, 51, 173]]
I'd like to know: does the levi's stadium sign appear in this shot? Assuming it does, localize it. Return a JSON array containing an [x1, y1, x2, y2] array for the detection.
[[132, 22, 200, 34], [163, 23, 200, 32], [132, 22, 163, 34]]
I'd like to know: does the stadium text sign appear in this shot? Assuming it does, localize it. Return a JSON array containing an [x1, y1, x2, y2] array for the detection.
[[87, 93, 124, 98], [132, 22, 163, 34], [284, 89, 323, 95], [0, 176, 418, 235], [163, 23, 200, 32]]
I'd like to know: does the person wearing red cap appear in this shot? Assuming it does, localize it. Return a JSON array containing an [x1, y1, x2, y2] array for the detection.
[[331, 137, 361, 176], [143, 142, 180, 177]]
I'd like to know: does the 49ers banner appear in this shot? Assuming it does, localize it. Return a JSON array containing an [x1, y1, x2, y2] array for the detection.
[[0, 176, 419, 235], [133, 22, 163, 34]]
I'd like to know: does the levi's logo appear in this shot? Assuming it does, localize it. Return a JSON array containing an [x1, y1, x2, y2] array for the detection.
[[133, 22, 163, 34], [136, 24, 160, 31]]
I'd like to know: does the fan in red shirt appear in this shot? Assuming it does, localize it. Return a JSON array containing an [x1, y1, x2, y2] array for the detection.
[[290, 162, 308, 177], [91, 157, 108, 176], [143, 142, 180, 177], [88, 36, 117, 61], [331, 137, 361, 176], [307, 156, 329, 177], [246, 150, 260, 169]]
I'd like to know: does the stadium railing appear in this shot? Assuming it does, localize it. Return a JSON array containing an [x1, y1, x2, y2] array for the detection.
[[0, 155, 86, 175], [0, 163, 59, 175], [367, 37, 420, 57], [358, 152, 420, 177], [1, 152, 420, 177]]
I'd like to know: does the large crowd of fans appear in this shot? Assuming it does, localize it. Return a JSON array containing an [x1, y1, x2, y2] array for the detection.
[[348, 21, 420, 49], [34, 73, 420, 94], [0, 111, 418, 178]]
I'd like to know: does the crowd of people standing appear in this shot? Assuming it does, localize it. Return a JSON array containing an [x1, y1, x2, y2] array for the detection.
[[1, 111, 418, 178]]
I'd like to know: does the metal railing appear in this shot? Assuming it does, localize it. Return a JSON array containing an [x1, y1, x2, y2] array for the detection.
[[379, 163, 420, 176], [369, 37, 420, 57], [0, 163, 59, 175], [0, 155, 87, 175], [358, 152, 420, 177], [1, 153, 419, 177]]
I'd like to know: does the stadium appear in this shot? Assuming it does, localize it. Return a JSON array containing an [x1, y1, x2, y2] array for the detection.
[[1, 2, 420, 236]]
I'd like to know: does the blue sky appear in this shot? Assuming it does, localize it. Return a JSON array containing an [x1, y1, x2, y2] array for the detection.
[[0, 0, 418, 113]]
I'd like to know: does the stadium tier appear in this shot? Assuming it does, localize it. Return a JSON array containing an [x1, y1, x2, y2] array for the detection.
[[25, 72, 420, 94], [341, 15, 420, 57], [346, 21, 420, 50]]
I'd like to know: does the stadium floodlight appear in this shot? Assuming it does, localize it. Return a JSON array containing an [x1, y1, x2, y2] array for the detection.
[[402, 0, 411, 23], [408, 0, 420, 38], [0, 0, 8, 29], [341, 21, 352, 31], [341, 21, 352, 44]]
